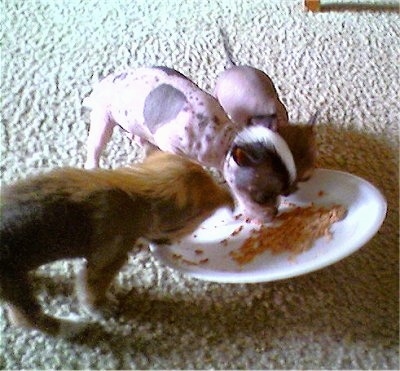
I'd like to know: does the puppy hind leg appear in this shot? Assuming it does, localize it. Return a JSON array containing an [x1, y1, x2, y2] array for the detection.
[[85, 108, 115, 169], [7, 302, 88, 338], [2, 272, 63, 336]]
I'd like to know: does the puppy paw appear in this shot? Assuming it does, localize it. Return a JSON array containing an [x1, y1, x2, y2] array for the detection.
[[81, 293, 120, 319], [57, 314, 90, 339]]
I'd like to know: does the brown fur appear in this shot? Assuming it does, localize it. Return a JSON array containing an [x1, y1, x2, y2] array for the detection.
[[0, 152, 233, 337]]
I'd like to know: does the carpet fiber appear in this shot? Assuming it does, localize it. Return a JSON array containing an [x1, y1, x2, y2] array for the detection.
[[1, 0, 399, 369]]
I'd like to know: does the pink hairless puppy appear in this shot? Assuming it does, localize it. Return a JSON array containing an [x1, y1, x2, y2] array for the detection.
[[83, 66, 297, 222], [215, 31, 289, 131], [214, 30, 317, 182]]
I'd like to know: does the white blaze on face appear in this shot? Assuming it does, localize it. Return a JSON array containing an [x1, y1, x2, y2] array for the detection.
[[236, 125, 297, 185]]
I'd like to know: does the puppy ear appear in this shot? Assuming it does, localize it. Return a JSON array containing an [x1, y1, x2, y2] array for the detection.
[[231, 145, 254, 167]]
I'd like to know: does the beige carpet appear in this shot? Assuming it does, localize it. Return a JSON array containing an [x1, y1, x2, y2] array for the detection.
[[1, 0, 399, 369]]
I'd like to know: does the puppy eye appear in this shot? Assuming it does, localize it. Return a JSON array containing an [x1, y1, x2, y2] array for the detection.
[[231, 146, 253, 167]]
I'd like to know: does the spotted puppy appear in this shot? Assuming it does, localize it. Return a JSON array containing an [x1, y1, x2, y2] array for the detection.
[[0, 152, 234, 337], [84, 66, 297, 222]]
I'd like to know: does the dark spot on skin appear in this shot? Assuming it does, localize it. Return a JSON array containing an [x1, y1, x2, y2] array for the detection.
[[205, 134, 212, 142], [152, 66, 189, 80], [196, 143, 201, 150], [112, 72, 128, 82], [125, 110, 128, 116], [196, 114, 209, 129], [213, 115, 221, 126], [143, 84, 188, 134]]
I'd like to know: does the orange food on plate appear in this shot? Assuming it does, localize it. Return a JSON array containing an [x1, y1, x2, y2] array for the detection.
[[230, 204, 347, 265]]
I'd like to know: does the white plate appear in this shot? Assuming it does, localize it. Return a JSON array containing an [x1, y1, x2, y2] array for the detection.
[[150, 169, 387, 283]]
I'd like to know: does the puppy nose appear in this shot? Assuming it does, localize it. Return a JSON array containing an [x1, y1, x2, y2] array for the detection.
[[269, 207, 278, 218]]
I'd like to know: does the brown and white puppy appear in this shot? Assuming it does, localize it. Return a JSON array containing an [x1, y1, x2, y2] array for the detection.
[[0, 152, 234, 337], [214, 29, 317, 182], [224, 126, 296, 221]]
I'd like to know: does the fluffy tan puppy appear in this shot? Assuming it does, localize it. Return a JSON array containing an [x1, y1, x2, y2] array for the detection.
[[0, 152, 234, 337]]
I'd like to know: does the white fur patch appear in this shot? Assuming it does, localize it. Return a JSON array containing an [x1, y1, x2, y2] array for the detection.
[[236, 125, 297, 184]]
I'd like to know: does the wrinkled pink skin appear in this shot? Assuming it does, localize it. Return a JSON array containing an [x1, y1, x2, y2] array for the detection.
[[214, 65, 289, 130], [83, 67, 291, 222], [84, 67, 237, 170]]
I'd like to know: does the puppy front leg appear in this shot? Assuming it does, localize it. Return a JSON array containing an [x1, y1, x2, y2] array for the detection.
[[134, 136, 159, 157], [76, 243, 129, 316]]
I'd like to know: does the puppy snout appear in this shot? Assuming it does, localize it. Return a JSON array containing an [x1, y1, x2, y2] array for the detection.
[[266, 206, 278, 218], [260, 206, 279, 223], [251, 192, 280, 222]]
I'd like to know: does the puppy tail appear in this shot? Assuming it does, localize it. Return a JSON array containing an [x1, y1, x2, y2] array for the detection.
[[219, 27, 236, 67]]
